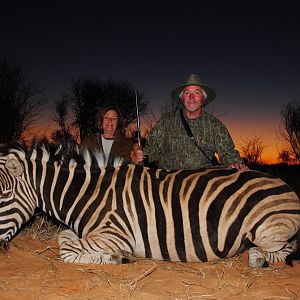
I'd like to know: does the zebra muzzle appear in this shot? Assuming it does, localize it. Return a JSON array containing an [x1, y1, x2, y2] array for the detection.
[[0, 240, 9, 253]]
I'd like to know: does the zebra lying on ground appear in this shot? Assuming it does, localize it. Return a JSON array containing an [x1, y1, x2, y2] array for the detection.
[[0, 142, 299, 268]]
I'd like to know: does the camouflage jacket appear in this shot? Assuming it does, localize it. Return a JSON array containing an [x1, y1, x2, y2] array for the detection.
[[80, 130, 133, 167], [144, 109, 243, 169]]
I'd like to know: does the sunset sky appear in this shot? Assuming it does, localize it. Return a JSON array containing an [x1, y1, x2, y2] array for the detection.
[[1, 1, 299, 163]]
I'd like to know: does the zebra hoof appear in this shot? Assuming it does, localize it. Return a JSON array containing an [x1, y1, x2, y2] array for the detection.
[[114, 249, 137, 264], [0, 240, 9, 253], [248, 247, 269, 268]]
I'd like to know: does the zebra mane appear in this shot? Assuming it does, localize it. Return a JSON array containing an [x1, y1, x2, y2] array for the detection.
[[0, 141, 28, 156], [80, 148, 124, 168], [0, 140, 123, 169]]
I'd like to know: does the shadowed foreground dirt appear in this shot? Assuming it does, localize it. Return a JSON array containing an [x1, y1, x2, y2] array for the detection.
[[1, 221, 300, 300]]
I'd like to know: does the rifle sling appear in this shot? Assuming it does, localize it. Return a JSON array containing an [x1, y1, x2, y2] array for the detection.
[[179, 108, 218, 166]]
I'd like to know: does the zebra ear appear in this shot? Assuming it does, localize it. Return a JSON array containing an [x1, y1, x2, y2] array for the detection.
[[5, 158, 24, 177]]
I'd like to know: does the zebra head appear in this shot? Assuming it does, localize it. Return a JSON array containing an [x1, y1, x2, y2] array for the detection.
[[0, 147, 37, 252]]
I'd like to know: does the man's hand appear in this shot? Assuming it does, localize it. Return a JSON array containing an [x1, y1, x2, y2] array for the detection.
[[131, 144, 145, 165], [229, 163, 249, 170]]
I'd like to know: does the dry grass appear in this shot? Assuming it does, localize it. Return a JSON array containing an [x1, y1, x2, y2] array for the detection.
[[12, 214, 299, 299], [2, 235, 300, 300], [21, 214, 65, 242]]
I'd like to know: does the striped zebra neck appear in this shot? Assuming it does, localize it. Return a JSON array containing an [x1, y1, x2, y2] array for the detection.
[[1, 142, 124, 229]]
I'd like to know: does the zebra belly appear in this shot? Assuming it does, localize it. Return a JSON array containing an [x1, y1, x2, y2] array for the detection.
[[132, 225, 241, 262]]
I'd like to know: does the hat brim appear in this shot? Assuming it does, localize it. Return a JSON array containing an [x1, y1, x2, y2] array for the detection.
[[171, 83, 216, 106]]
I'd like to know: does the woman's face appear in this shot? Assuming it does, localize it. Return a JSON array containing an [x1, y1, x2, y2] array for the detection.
[[102, 110, 118, 138]]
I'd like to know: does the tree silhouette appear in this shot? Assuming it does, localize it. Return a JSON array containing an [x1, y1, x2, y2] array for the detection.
[[240, 135, 265, 165], [67, 77, 148, 141], [50, 95, 78, 146], [0, 57, 44, 143], [278, 149, 292, 164], [279, 101, 300, 163]]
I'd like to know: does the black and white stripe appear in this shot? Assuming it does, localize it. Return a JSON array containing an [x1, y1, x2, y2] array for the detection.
[[0, 142, 299, 267]]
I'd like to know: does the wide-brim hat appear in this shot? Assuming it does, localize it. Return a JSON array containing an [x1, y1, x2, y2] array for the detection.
[[171, 74, 216, 106]]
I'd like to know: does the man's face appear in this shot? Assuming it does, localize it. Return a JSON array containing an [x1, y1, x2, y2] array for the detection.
[[181, 85, 205, 113]]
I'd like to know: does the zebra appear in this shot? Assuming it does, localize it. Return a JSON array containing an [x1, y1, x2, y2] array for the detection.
[[0, 142, 299, 267]]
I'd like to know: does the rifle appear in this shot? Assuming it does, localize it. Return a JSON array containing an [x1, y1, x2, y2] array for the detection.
[[134, 89, 142, 147], [134, 90, 148, 165]]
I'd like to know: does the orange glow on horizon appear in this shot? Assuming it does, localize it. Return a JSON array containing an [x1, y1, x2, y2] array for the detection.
[[27, 114, 283, 165], [226, 117, 282, 165]]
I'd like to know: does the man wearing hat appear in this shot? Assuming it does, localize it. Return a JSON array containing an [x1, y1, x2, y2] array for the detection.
[[131, 74, 246, 169]]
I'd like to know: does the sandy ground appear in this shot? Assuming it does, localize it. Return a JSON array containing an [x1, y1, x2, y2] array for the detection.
[[1, 220, 300, 300]]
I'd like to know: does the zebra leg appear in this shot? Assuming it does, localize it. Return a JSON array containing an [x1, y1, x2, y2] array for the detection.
[[286, 231, 300, 266], [57, 229, 136, 264], [57, 229, 79, 244], [248, 240, 297, 268], [58, 229, 117, 264]]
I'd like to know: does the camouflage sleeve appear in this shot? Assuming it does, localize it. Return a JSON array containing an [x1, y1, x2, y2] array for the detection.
[[144, 116, 167, 163], [213, 120, 243, 165]]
